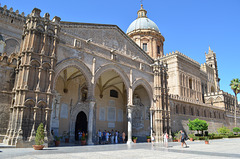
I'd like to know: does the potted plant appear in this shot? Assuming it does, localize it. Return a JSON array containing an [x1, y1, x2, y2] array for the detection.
[[189, 134, 195, 141], [175, 131, 181, 142], [54, 135, 62, 146], [205, 136, 209, 144], [146, 136, 151, 143], [81, 136, 86, 145], [133, 136, 137, 143], [63, 131, 70, 143], [32, 123, 45, 150]]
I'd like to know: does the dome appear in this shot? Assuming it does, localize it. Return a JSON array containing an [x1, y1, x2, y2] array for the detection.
[[126, 17, 160, 34], [126, 4, 160, 34]]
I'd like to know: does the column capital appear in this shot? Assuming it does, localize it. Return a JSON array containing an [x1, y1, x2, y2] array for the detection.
[[127, 105, 134, 109]]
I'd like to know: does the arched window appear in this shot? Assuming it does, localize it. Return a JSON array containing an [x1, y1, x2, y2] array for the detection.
[[211, 86, 215, 93], [189, 78, 192, 89], [191, 108, 194, 116], [176, 105, 178, 114], [142, 43, 147, 52], [110, 89, 118, 98], [204, 110, 206, 117], [196, 109, 199, 116], [183, 107, 186, 114]]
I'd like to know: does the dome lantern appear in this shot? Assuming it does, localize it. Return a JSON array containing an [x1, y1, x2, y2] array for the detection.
[[137, 4, 147, 18]]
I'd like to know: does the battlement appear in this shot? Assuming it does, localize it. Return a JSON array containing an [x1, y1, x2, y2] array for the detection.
[[0, 52, 18, 67], [204, 90, 235, 98], [0, 5, 26, 22], [169, 94, 224, 110], [162, 50, 200, 66]]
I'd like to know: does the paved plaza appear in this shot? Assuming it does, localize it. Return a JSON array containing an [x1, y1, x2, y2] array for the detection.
[[1, 138, 240, 159]]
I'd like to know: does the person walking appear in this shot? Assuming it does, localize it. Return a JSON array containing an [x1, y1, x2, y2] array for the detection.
[[180, 130, 187, 148], [163, 132, 168, 147]]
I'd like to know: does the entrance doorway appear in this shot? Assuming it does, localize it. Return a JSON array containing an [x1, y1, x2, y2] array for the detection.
[[75, 111, 88, 141]]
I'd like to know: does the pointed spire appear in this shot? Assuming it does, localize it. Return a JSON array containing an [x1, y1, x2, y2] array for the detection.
[[137, 4, 147, 18], [208, 46, 214, 54]]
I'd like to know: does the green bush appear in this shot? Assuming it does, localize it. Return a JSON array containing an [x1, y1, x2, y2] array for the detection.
[[35, 123, 45, 145], [132, 136, 138, 140], [233, 127, 240, 133], [174, 131, 181, 140], [217, 126, 230, 135], [187, 118, 208, 134], [54, 136, 62, 141], [188, 133, 195, 138]]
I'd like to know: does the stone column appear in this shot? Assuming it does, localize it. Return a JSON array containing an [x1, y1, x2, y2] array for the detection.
[[127, 105, 133, 144], [36, 67, 42, 91], [150, 109, 153, 140], [87, 101, 95, 145]]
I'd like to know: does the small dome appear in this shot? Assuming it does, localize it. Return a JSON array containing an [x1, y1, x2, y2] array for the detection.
[[126, 17, 160, 34]]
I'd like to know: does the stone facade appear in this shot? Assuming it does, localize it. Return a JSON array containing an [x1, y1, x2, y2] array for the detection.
[[0, 4, 239, 147]]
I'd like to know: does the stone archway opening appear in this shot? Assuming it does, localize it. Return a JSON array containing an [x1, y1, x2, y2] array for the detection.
[[132, 85, 151, 141], [52, 66, 88, 137], [75, 111, 88, 141], [94, 69, 127, 139]]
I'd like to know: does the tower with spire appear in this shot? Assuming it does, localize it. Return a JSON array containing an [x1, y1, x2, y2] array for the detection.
[[205, 46, 220, 92]]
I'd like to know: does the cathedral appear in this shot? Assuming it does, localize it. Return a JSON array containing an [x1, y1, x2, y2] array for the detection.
[[0, 4, 239, 147]]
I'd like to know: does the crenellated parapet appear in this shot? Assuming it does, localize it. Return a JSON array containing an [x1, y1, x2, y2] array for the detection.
[[0, 5, 26, 28], [204, 90, 235, 98], [161, 50, 200, 66]]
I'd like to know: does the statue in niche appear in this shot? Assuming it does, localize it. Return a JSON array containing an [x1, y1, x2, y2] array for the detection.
[[132, 94, 144, 130], [77, 83, 88, 103]]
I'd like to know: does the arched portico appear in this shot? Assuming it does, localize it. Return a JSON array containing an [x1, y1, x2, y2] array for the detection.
[[51, 59, 92, 142]]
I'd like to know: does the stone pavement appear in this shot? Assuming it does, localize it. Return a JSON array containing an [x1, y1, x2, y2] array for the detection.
[[1, 138, 240, 159]]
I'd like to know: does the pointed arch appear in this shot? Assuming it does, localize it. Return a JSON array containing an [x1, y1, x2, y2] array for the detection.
[[54, 58, 92, 99], [94, 63, 130, 96], [132, 78, 153, 107]]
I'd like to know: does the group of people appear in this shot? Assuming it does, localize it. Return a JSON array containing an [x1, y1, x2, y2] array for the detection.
[[162, 130, 188, 148], [97, 129, 126, 144], [78, 130, 86, 142]]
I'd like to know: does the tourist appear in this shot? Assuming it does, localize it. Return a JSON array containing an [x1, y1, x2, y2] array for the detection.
[[78, 130, 82, 144], [111, 129, 114, 144], [102, 130, 106, 144], [163, 132, 168, 147], [180, 130, 187, 148], [106, 131, 110, 143], [115, 130, 118, 144], [97, 129, 102, 144], [122, 131, 126, 143], [151, 133, 155, 145]]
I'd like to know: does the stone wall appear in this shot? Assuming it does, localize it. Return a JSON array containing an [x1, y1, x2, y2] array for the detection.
[[0, 65, 15, 141]]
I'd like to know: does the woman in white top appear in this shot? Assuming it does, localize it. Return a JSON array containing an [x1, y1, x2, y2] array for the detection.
[[163, 132, 168, 147], [106, 131, 109, 143], [115, 131, 118, 144]]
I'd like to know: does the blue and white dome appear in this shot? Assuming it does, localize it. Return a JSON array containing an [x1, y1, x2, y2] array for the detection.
[[127, 17, 160, 33], [126, 4, 160, 34]]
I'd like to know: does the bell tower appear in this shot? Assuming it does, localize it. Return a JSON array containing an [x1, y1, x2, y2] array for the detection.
[[205, 46, 220, 91]]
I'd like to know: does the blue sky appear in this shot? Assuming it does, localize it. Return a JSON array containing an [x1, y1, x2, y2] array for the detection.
[[1, 0, 240, 100]]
